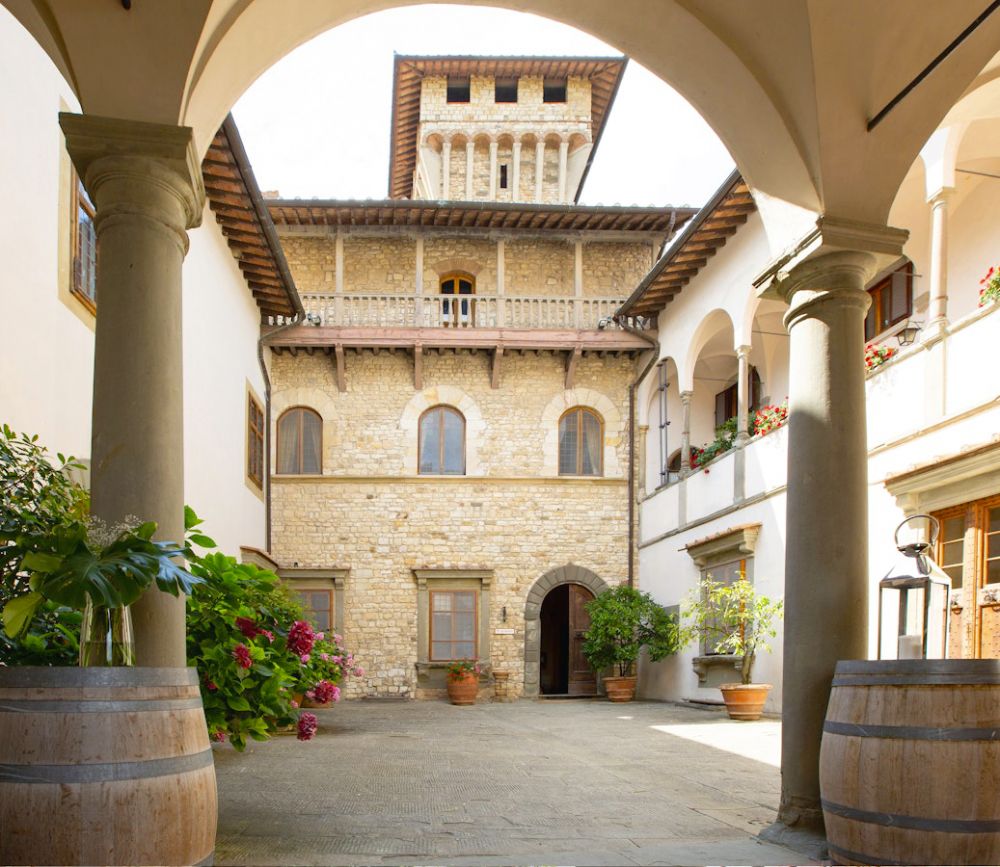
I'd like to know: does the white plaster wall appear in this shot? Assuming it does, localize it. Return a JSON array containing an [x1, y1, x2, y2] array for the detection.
[[0, 8, 91, 461], [182, 205, 267, 555]]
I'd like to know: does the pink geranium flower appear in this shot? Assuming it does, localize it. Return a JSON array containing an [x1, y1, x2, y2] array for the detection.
[[288, 620, 315, 656], [353, 666, 364, 678], [232, 643, 252, 669], [297, 712, 318, 741]]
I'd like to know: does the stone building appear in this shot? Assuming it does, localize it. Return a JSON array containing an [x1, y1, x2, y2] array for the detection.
[[264, 56, 695, 698]]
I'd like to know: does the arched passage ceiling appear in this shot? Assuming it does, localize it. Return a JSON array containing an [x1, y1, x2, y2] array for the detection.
[[5, 0, 1000, 252]]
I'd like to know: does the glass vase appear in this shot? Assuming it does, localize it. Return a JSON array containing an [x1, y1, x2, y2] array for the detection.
[[79, 599, 135, 666]]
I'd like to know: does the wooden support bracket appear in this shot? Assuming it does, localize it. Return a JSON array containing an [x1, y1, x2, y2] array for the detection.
[[491, 346, 503, 389], [333, 344, 346, 393], [565, 345, 582, 389]]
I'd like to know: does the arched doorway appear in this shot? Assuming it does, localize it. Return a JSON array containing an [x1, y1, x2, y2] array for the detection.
[[523, 564, 608, 698], [539, 583, 595, 696]]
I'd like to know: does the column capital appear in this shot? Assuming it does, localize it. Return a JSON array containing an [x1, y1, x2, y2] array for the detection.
[[60, 113, 205, 232], [754, 216, 908, 303], [680, 389, 693, 404], [927, 185, 955, 206], [736, 343, 752, 359]]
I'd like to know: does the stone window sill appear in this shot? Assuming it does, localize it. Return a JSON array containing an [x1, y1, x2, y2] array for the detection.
[[691, 654, 742, 685]]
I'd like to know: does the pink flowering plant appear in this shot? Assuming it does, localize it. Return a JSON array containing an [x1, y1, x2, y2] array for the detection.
[[445, 659, 482, 680], [296, 629, 358, 705], [980, 265, 1000, 307], [186, 548, 322, 750], [864, 342, 896, 373]]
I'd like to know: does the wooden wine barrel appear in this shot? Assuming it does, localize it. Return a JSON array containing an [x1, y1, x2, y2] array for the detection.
[[820, 659, 1000, 866], [0, 666, 217, 866]]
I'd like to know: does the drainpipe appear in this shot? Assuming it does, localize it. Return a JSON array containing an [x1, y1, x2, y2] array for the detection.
[[619, 319, 659, 589], [257, 318, 302, 552]]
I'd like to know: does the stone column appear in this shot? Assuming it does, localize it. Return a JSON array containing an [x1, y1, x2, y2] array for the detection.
[[512, 141, 521, 201], [558, 140, 569, 203], [496, 239, 506, 326], [414, 237, 424, 325], [488, 140, 498, 200], [776, 250, 878, 828], [736, 344, 752, 445], [534, 141, 545, 203], [679, 390, 693, 476], [925, 187, 953, 341], [441, 141, 451, 199], [573, 241, 584, 327], [465, 141, 475, 200], [61, 113, 204, 668], [334, 234, 345, 323]]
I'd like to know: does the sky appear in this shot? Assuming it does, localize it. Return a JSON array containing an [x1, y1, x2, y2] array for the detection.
[[233, 5, 734, 208]]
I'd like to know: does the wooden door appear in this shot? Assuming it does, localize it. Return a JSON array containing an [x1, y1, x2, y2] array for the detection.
[[568, 584, 596, 695]]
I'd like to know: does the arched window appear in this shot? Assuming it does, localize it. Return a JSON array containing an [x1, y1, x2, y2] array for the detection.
[[276, 407, 322, 474], [419, 406, 465, 475], [440, 273, 475, 328], [559, 407, 603, 476]]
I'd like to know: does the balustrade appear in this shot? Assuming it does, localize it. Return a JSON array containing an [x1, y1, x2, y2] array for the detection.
[[274, 293, 638, 331]]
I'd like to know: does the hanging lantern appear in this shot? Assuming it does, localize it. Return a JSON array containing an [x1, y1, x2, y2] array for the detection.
[[877, 514, 951, 660]]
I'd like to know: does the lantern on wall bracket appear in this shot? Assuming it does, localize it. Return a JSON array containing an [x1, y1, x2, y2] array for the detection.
[[896, 319, 923, 346], [877, 514, 951, 660]]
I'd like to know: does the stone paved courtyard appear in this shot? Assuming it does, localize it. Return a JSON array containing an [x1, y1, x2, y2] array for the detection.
[[213, 699, 807, 866]]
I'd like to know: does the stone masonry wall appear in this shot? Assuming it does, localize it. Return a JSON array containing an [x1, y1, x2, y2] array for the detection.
[[282, 236, 334, 294], [505, 239, 574, 297], [343, 237, 416, 295], [269, 349, 634, 699], [582, 243, 655, 297]]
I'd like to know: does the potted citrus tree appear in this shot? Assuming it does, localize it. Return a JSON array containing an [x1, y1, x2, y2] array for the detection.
[[680, 574, 783, 720], [582, 584, 679, 702], [446, 659, 481, 705]]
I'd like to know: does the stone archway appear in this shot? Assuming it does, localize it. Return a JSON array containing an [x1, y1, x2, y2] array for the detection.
[[523, 564, 608, 698]]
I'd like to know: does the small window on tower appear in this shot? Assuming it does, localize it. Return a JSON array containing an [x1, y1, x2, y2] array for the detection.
[[447, 76, 471, 103], [499, 164, 509, 189], [495, 77, 518, 103], [543, 78, 567, 103]]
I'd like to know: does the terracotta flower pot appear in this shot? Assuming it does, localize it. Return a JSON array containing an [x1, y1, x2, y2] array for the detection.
[[719, 682, 771, 720], [604, 675, 637, 702], [302, 697, 332, 709], [447, 671, 479, 705]]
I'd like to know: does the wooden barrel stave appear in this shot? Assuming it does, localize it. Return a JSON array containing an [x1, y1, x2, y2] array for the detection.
[[0, 666, 217, 866], [820, 660, 1000, 866]]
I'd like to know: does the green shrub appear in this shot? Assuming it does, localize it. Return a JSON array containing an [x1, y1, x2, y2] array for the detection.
[[582, 584, 679, 677]]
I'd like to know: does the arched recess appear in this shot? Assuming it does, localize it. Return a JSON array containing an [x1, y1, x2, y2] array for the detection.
[[540, 387, 623, 477], [400, 385, 484, 474], [523, 563, 609, 698]]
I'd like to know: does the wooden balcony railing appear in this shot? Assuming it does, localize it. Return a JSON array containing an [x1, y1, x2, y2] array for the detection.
[[273, 293, 637, 330]]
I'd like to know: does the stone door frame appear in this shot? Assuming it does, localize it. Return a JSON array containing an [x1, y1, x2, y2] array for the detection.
[[523, 564, 608, 698]]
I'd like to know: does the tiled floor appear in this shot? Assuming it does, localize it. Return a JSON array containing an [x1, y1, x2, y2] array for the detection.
[[213, 698, 807, 866]]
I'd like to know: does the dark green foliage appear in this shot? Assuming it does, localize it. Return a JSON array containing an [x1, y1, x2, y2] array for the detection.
[[582, 584, 679, 677]]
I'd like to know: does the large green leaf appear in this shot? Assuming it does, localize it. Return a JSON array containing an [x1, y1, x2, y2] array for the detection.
[[2, 592, 44, 638]]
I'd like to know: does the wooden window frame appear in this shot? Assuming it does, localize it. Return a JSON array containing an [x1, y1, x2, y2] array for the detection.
[[558, 406, 604, 477], [417, 405, 466, 476], [865, 261, 914, 341], [428, 589, 479, 661], [298, 588, 334, 633], [439, 272, 476, 328], [247, 392, 265, 490], [71, 172, 97, 314], [276, 406, 323, 475]]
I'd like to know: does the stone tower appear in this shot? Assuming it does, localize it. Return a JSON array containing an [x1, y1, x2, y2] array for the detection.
[[388, 56, 627, 204]]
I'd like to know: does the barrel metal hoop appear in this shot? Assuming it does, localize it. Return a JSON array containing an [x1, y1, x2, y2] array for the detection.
[[827, 843, 919, 866], [0, 748, 214, 784], [0, 697, 204, 714], [834, 659, 1000, 677], [822, 799, 1000, 833], [832, 674, 1000, 686], [824, 719, 1000, 741], [0, 667, 198, 688]]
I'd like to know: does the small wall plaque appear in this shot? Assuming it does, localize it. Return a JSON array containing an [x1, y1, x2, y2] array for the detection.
[[494, 627, 515, 635]]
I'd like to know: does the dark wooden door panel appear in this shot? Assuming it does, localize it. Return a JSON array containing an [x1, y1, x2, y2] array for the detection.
[[568, 584, 596, 695]]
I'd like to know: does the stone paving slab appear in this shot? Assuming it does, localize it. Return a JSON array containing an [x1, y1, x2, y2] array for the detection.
[[214, 699, 810, 866]]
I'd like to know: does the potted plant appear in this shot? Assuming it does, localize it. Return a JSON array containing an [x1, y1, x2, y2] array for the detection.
[[680, 574, 783, 720], [581, 584, 679, 702], [446, 659, 481, 705]]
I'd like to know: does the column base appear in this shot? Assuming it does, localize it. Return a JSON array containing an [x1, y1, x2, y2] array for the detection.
[[776, 795, 825, 831]]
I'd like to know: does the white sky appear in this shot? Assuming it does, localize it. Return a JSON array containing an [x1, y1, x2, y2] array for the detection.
[[233, 5, 734, 208]]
